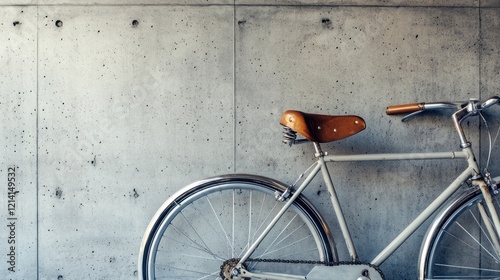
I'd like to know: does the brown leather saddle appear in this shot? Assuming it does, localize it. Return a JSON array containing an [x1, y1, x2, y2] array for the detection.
[[280, 110, 366, 143]]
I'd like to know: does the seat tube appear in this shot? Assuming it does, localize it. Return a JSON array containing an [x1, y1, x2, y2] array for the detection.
[[317, 153, 358, 261]]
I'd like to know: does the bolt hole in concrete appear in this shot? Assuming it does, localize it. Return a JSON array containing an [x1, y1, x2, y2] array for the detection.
[[132, 19, 139, 27], [12, 21, 20, 26], [321, 18, 332, 29], [55, 188, 63, 199], [55, 20, 63, 27]]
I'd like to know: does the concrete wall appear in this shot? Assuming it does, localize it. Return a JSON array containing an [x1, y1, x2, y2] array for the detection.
[[0, 1, 499, 279]]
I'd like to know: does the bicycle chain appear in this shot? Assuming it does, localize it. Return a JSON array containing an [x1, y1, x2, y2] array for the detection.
[[220, 258, 386, 280]]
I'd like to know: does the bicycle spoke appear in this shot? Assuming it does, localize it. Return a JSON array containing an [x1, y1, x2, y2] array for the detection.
[[255, 214, 308, 259], [160, 236, 226, 261], [250, 198, 279, 245], [455, 221, 499, 262], [154, 263, 220, 279], [206, 193, 234, 256], [270, 218, 307, 250], [169, 223, 222, 260], [257, 234, 314, 258], [191, 200, 229, 250], [470, 209, 497, 257], [434, 263, 500, 273], [265, 214, 302, 250]]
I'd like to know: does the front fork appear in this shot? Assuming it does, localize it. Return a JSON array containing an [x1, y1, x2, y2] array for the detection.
[[474, 175, 500, 257]]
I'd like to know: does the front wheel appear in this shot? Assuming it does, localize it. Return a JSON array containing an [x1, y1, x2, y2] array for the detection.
[[420, 188, 500, 279], [138, 174, 336, 279]]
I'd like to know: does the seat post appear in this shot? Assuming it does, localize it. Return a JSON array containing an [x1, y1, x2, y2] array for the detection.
[[313, 142, 326, 157]]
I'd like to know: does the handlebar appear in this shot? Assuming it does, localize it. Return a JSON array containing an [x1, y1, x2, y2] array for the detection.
[[387, 96, 500, 148], [385, 103, 425, 115], [386, 96, 500, 122]]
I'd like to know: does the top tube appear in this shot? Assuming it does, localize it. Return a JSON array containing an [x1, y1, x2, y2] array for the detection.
[[323, 151, 467, 163]]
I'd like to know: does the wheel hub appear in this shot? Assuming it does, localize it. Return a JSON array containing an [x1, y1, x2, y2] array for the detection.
[[220, 259, 249, 280]]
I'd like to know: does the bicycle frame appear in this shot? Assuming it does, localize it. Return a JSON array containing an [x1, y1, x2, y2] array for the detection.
[[238, 143, 500, 279], [323, 147, 477, 266], [139, 98, 500, 280]]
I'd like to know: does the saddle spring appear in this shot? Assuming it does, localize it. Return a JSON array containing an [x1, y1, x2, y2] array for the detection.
[[282, 127, 297, 146]]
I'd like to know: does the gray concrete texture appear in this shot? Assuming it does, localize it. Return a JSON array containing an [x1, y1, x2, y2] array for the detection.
[[0, 1, 499, 279]]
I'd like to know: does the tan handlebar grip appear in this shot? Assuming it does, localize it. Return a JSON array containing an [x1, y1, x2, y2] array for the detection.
[[386, 103, 424, 115]]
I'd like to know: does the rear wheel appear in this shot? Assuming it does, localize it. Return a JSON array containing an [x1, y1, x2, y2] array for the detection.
[[139, 175, 336, 279]]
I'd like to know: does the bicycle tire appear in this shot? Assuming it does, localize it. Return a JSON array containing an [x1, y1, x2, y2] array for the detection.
[[138, 174, 336, 280], [420, 188, 500, 279]]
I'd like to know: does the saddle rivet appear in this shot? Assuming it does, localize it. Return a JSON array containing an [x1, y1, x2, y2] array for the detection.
[[355, 121, 359, 124], [333, 129, 337, 132], [317, 126, 321, 130]]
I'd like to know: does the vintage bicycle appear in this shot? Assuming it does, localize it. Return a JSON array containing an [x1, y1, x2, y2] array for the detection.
[[138, 96, 500, 279]]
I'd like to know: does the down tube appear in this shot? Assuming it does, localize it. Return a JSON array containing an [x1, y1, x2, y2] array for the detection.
[[371, 166, 475, 266]]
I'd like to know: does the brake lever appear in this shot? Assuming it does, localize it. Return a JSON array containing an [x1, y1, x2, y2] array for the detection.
[[401, 110, 424, 122], [479, 96, 500, 110]]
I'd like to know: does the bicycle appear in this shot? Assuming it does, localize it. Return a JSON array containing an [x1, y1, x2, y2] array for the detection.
[[138, 96, 500, 280]]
